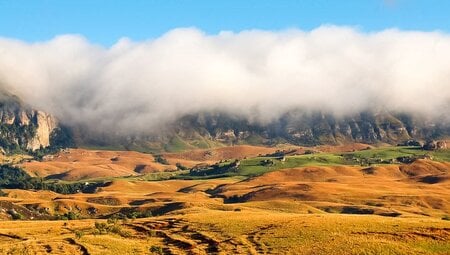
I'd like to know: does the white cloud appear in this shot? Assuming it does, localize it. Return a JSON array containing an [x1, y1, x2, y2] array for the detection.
[[0, 26, 449, 134]]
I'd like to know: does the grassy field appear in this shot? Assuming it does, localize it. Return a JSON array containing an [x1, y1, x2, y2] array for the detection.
[[0, 211, 449, 255], [348, 146, 450, 162], [238, 146, 450, 176], [178, 146, 450, 179], [0, 145, 449, 254], [238, 154, 345, 176]]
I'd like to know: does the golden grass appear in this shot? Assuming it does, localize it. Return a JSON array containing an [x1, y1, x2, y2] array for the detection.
[[0, 153, 32, 164], [21, 149, 175, 181], [18, 144, 375, 181], [2, 146, 449, 254], [2, 159, 450, 218], [0, 211, 449, 254]]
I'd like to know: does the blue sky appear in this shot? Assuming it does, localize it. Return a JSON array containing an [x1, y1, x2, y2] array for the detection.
[[1, 0, 449, 46]]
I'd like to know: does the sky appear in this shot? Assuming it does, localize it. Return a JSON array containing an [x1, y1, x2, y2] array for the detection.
[[1, 0, 450, 133], [1, 0, 450, 45]]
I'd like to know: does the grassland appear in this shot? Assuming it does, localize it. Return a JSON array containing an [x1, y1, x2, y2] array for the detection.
[[237, 146, 450, 176], [237, 154, 345, 176], [178, 146, 450, 179], [0, 211, 449, 255], [0, 144, 449, 254]]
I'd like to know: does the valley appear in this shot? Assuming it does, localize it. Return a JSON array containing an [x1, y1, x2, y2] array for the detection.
[[0, 144, 449, 254]]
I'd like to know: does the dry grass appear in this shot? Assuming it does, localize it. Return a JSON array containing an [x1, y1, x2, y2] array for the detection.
[[3, 157, 450, 219], [0, 153, 32, 164], [0, 212, 449, 254], [21, 149, 175, 181], [18, 144, 375, 181], [1, 145, 449, 254]]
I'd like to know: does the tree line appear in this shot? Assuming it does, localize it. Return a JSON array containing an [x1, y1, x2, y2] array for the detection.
[[0, 164, 106, 194]]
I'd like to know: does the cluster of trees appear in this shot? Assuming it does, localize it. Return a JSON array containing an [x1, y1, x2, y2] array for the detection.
[[108, 210, 153, 220], [55, 211, 80, 220], [0, 164, 106, 194], [154, 155, 170, 165], [189, 160, 239, 177]]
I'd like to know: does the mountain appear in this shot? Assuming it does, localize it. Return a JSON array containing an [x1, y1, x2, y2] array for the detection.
[[76, 111, 450, 153], [0, 91, 72, 154], [0, 90, 447, 154]]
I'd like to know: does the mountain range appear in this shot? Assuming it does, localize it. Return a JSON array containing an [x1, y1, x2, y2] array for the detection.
[[0, 91, 448, 154]]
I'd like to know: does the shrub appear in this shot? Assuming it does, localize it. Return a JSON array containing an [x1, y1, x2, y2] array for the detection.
[[149, 245, 164, 254], [176, 163, 188, 170], [74, 230, 84, 239], [154, 155, 170, 165], [66, 211, 79, 220], [92, 220, 132, 237], [94, 222, 109, 234], [10, 211, 24, 220]]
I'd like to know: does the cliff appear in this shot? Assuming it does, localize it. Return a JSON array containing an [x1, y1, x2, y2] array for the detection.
[[0, 91, 68, 153], [77, 111, 450, 153]]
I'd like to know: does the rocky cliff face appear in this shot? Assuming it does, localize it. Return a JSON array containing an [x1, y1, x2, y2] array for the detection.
[[167, 111, 449, 146], [25, 111, 59, 151], [0, 91, 66, 153], [79, 111, 449, 153]]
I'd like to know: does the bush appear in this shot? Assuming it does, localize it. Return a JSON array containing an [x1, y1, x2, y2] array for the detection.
[[66, 211, 79, 220], [93, 220, 132, 237], [55, 211, 80, 220], [94, 222, 110, 235], [149, 245, 164, 254], [176, 163, 188, 170], [154, 155, 170, 165], [7, 208, 24, 220], [129, 210, 153, 219], [10, 211, 24, 220], [74, 230, 84, 239]]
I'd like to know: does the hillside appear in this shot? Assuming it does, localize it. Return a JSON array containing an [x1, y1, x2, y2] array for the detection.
[[0, 212, 449, 255], [1, 151, 450, 254], [4, 145, 449, 219], [76, 111, 450, 153], [1, 145, 450, 254]]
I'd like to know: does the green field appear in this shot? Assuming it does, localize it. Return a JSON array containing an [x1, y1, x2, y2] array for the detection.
[[177, 146, 450, 179]]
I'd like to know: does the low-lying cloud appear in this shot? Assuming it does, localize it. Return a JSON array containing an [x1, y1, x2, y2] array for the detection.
[[0, 26, 449, 134]]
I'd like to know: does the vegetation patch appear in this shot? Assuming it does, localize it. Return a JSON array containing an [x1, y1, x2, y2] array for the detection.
[[0, 164, 109, 194]]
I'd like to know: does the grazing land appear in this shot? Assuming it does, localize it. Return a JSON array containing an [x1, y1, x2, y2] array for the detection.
[[0, 144, 449, 254], [1, 212, 450, 255]]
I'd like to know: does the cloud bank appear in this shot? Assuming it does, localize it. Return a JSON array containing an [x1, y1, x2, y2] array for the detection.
[[0, 26, 449, 134]]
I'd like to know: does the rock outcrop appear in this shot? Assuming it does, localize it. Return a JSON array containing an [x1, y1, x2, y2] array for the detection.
[[0, 90, 68, 153], [166, 111, 449, 146], [423, 140, 448, 151], [26, 111, 58, 150]]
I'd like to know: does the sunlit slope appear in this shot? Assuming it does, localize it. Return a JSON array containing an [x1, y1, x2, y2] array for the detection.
[[1, 212, 449, 255]]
